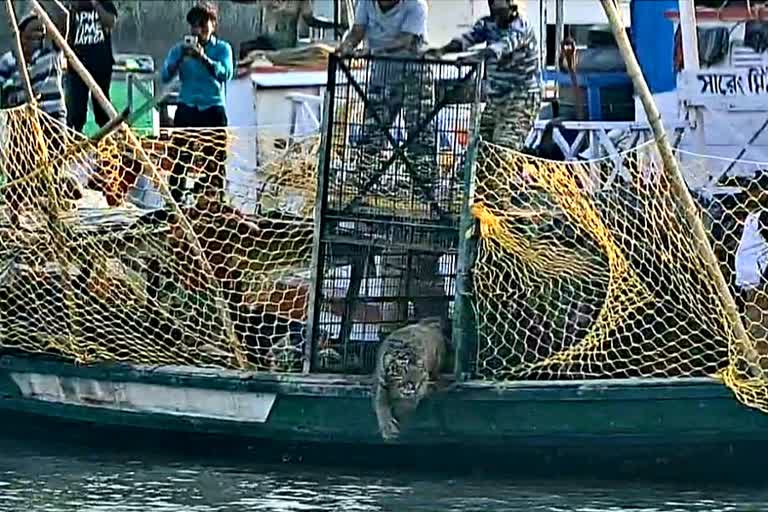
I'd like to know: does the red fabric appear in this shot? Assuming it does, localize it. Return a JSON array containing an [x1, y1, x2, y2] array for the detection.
[[673, 25, 684, 72]]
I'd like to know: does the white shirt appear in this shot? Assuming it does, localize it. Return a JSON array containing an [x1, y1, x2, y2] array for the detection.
[[354, 0, 429, 54], [736, 211, 768, 290]]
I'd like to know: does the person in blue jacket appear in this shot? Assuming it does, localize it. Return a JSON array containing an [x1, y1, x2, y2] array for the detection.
[[161, 1, 234, 204]]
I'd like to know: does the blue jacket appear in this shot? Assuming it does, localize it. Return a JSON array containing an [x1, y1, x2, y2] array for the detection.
[[161, 35, 234, 110]]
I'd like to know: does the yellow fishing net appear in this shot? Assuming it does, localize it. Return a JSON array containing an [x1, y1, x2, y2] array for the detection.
[[7, 102, 768, 415], [0, 105, 317, 372], [471, 139, 768, 412]]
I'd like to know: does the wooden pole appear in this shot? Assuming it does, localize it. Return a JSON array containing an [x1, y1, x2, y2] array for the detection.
[[539, 0, 547, 72], [554, 0, 564, 73], [28, 0, 251, 370], [598, 0, 759, 376], [678, 0, 700, 70], [5, 0, 85, 360], [5, 0, 36, 105]]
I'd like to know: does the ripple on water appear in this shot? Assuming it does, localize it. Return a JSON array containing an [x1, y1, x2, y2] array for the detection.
[[0, 438, 767, 512]]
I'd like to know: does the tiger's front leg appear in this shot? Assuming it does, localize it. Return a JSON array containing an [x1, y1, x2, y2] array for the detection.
[[373, 381, 400, 441]]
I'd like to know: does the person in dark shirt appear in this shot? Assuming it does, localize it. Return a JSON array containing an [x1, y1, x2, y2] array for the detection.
[[160, 2, 234, 204], [66, 0, 118, 133]]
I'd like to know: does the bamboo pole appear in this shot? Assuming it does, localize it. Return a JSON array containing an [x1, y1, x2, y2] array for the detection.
[[28, 0, 250, 370], [4, 0, 85, 360], [598, 0, 760, 376], [5, 0, 36, 105]]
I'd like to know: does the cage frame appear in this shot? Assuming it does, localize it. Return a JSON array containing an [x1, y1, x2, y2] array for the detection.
[[304, 53, 484, 375]]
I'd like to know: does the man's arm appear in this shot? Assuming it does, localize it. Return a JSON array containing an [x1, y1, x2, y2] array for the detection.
[[436, 19, 488, 55], [91, 0, 117, 31], [337, 0, 367, 54], [160, 45, 183, 83], [338, 24, 365, 53], [300, 0, 338, 30], [371, 0, 426, 55], [0, 53, 13, 83], [196, 42, 234, 82], [485, 21, 532, 60]]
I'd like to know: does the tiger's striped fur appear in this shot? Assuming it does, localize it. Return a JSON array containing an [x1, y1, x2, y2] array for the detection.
[[372, 317, 447, 441]]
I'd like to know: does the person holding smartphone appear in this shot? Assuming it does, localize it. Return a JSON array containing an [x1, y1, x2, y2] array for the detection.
[[160, 1, 234, 204]]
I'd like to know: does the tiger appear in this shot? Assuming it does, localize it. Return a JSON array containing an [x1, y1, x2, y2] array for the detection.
[[372, 317, 447, 441]]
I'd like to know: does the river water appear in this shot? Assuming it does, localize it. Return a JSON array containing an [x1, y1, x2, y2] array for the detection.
[[1, 433, 767, 512]]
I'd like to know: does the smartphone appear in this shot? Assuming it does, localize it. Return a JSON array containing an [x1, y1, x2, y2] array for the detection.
[[183, 35, 197, 46]]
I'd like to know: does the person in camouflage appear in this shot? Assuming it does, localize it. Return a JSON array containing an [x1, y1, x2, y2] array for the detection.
[[432, 0, 541, 150], [336, 1, 447, 337], [337, 0, 436, 199]]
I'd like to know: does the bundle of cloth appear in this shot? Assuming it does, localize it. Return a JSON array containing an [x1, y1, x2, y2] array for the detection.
[[237, 42, 339, 76]]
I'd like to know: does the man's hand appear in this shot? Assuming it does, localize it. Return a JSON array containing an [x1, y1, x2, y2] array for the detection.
[[422, 47, 446, 59], [337, 45, 365, 58], [456, 48, 496, 65], [336, 44, 352, 57], [183, 43, 204, 60]]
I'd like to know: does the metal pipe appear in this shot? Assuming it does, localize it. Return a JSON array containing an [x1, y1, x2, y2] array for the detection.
[[678, 0, 706, 155]]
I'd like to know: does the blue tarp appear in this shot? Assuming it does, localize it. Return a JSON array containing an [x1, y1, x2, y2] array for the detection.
[[631, 0, 678, 94]]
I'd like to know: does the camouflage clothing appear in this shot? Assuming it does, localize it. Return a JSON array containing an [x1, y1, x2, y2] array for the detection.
[[357, 59, 437, 199], [453, 14, 541, 149], [479, 88, 541, 150], [455, 14, 540, 97]]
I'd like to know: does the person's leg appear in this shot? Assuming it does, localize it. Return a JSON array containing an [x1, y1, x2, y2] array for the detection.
[[196, 106, 229, 200], [355, 62, 397, 197], [66, 72, 90, 133], [169, 104, 196, 204], [401, 63, 446, 328], [91, 66, 114, 129], [403, 61, 437, 204], [478, 95, 503, 145], [358, 64, 402, 334], [493, 88, 541, 151]]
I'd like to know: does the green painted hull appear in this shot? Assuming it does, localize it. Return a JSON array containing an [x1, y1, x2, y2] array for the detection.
[[1, 354, 768, 479]]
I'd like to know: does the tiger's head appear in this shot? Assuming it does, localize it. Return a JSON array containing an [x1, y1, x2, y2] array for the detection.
[[386, 353, 429, 400]]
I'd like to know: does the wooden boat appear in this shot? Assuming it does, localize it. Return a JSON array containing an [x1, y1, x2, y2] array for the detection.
[[4, 354, 768, 480], [4, 2, 768, 482]]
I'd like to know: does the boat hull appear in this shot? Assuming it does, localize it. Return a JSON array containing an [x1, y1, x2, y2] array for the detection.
[[2, 355, 768, 479]]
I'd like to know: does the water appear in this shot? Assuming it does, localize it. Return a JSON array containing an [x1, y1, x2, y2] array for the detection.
[[0, 435, 766, 512]]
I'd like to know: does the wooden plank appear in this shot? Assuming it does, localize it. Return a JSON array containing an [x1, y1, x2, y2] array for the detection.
[[551, 127, 575, 159]]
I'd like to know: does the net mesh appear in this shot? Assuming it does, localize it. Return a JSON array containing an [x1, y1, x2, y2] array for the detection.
[[6, 103, 768, 415], [0, 105, 317, 372], [470, 140, 768, 413]]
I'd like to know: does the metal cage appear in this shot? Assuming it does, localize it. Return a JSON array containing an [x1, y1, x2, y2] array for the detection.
[[308, 54, 482, 374]]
